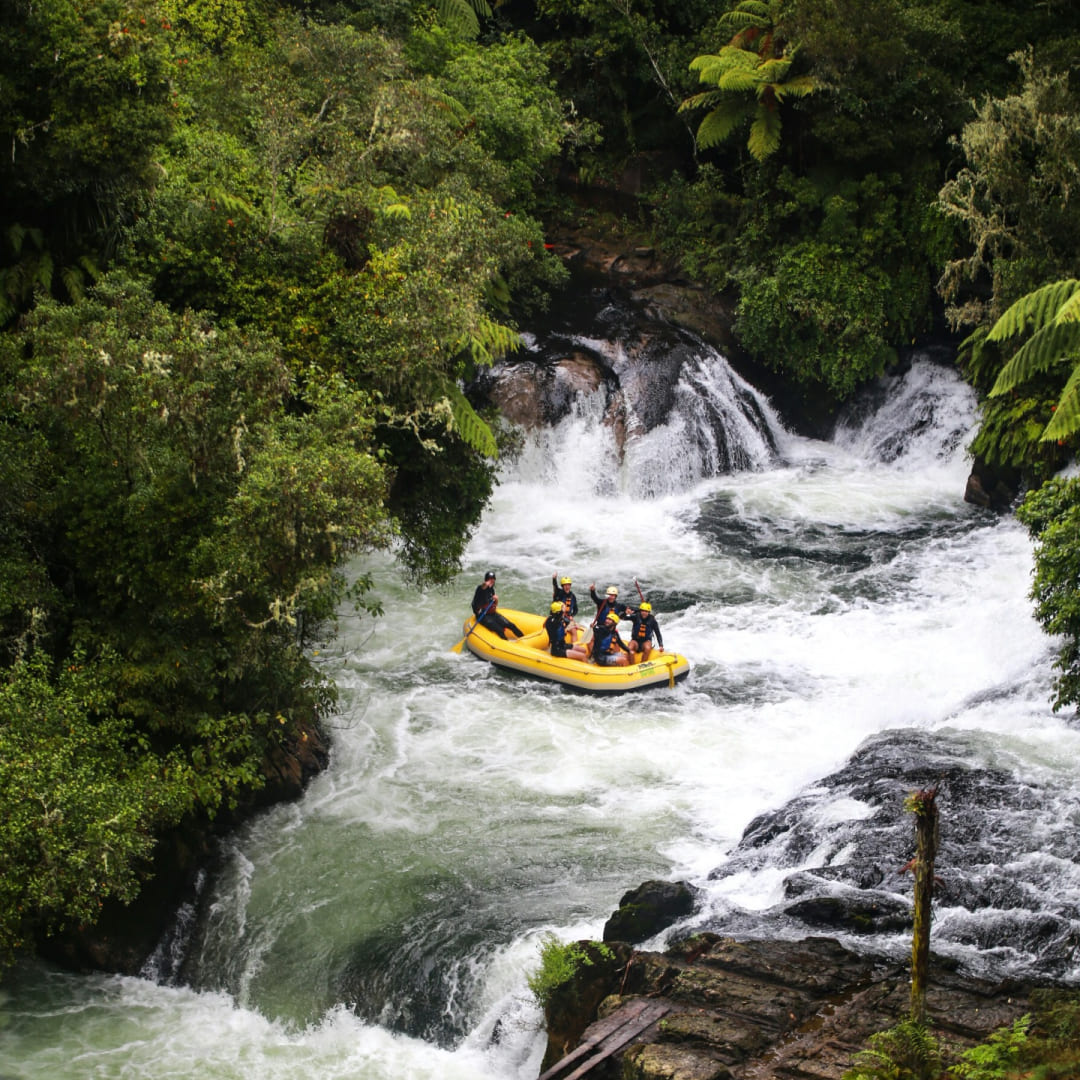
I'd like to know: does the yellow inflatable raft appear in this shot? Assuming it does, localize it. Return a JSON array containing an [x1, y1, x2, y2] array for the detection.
[[460, 608, 690, 693]]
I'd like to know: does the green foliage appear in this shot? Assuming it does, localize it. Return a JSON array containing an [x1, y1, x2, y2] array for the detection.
[[0, 652, 194, 959], [844, 1020, 944, 1080], [0, 0, 176, 322], [681, 1, 818, 161], [982, 280, 1080, 444], [950, 1016, 1031, 1079], [526, 934, 615, 1008], [937, 51, 1080, 330], [1016, 478, 1080, 714]]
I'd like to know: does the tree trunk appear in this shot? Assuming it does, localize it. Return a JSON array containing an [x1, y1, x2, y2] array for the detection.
[[909, 786, 940, 1025]]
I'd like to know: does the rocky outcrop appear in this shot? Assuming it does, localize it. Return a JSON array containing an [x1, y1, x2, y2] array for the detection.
[[603, 880, 698, 945], [541, 934, 1036, 1080]]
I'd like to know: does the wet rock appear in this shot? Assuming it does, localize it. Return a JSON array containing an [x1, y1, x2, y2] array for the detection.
[[540, 932, 1037, 1080], [604, 880, 698, 945]]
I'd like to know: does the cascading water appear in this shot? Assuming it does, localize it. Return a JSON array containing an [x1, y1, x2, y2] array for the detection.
[[4, 310, 1079, 1080]]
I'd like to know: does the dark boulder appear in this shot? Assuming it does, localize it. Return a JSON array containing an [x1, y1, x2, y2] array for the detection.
[[603, 879, 697, 944]]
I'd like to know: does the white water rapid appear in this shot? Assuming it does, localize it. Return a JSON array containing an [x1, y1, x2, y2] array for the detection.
[[4, 346, 1080, 1080]]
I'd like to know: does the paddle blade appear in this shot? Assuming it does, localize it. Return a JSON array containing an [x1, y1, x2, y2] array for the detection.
[[450, 637, 466, 654]]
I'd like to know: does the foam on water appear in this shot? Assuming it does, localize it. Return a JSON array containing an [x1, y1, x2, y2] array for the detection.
[[5, 353, 1077, 1078]]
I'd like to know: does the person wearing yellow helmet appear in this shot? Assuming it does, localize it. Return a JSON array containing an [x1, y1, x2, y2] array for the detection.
[[551, 573, 579, 618], [544, 599, 587, 660], [591, 606, 631, 666], [626, 599, 663, 661]]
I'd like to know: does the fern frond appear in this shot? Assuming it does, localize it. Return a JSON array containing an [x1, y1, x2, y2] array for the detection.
[[436, 0, 491, 36], [35, 252, 54, 294], [696, 101, 750, 149], [457, 316, 521, 367], [748, 105, 782, 160], [990, 321, 1080, 396], [678, 89, 726, 113], [1042, 363, 1080, 441], [718, 66, 763, 93], [373, 185, 411, 220], [719, 2, 770, 30], [60, 263, 86, 303], [773, 73, 818, 99], [204, 185, 254, 218], [755, 57, 792, 84], [442, 381, 499, 458], [988, 279, 1080, 342], [425, 86, 471, 126], [1054, 287, 1080, 324]]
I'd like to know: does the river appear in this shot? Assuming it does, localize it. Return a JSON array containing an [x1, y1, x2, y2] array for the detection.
[[3, 323, 1079, 1079]]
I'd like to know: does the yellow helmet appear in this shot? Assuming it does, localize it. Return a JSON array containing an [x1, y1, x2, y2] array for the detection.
[[605, 585, 619, 597], [639, 602, 652, 613], [606, 609, 620, 623], [560, 576, 572, 585], [550, 601, 564, 614]]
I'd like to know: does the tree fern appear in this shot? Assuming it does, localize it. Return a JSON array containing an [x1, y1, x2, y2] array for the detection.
[[990, 321, 1080, 398], [986, 278, 1080, 442], [455, 316, 522, 367], [435, 0, 492, 37], [441, 381, 499, 458], [682, 3, 816, 162], [987, 279, 1080, 342]]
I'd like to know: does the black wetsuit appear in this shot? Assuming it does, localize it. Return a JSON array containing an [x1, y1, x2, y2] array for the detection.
[[544, 611, 572, 657], [471, 583, 523, 639], [552, 576, 579, 617], [589, 586, 625, 626], [627, 608, 663, 649], [592, 622, 630, 666]]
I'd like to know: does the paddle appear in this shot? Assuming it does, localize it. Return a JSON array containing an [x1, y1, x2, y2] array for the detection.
[[451, 598, 494, 654]]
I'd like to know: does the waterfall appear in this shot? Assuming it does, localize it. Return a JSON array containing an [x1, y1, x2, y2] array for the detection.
[[5, 318, 1077, 1080]]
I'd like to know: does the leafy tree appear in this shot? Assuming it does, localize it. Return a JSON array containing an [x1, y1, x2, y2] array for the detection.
[[680, 0, 817, 161], [0, 0, 176, 322], [0, 273, 388, 799], [938, 51, 1080, 330], [0, 652, 195, 959], [1016, 477, 1080, 715]]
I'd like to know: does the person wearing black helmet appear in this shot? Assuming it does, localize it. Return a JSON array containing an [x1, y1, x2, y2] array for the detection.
[[471, 571, 523, 639], [626, 601, 663, 662]]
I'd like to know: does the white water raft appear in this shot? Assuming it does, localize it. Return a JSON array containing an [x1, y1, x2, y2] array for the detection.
[[461, 608, 690, 693]]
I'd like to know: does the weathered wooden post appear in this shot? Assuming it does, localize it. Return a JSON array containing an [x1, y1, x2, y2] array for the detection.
[[905, 785, 940, 1026]]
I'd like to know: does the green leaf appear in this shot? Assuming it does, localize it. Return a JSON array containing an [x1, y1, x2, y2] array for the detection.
[[748, 105, 782, 160], [696, 102, 750, 149], [1042, 363, 1080, 441], [990, 320, 1080, 396], [987, 280, 1080, 342]]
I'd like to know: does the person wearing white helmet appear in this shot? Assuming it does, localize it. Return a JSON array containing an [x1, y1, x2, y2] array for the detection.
[[588, 582, 627, 628], [626, 600, 663, 661], [544, 601, 587, 660]]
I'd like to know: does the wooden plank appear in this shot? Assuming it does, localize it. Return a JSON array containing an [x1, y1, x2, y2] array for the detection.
[[537, 999, 653, 1080], [538, 999, 673, 1080]]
